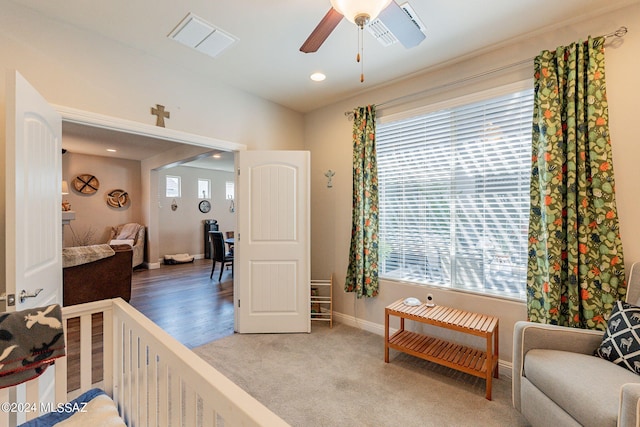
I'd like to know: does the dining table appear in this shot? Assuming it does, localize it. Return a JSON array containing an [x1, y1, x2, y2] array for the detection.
[[225, 237, 234, 252]]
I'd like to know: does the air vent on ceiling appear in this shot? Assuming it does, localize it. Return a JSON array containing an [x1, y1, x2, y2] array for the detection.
[[368, 19, 398, 47], [367, 2, 426, 47], [168, 13, 238, 58], [399, 3, 426, 33]]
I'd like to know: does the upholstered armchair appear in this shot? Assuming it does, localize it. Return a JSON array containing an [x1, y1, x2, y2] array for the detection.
[[513, 262, 640, 427], [109, 223, 145, 268]]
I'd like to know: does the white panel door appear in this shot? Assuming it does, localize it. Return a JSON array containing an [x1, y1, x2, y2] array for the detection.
[[236, 151, 310, 333], [2, 71, 62, 424], [5, 70, 62, 312]]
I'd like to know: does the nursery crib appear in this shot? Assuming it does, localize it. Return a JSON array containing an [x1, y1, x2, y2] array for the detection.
[[0, 298, 289, 427]]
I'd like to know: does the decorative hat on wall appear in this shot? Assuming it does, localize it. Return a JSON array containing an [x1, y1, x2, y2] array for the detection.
[[106, 189, 130, 208], [73, 174, 99, 194]]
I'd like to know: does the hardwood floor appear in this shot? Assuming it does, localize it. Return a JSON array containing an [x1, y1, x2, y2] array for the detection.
[[129, 258, 235, 349], [65, 258, 234, 391]]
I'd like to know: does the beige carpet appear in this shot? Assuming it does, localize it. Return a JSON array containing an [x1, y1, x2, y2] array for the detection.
[[193, 322, 529, 427]]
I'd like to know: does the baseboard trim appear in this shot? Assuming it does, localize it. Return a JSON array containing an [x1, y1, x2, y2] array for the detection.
[[332, 311, 513, 377], [333, 311, 386, 335], [146, 261, 161, 270]]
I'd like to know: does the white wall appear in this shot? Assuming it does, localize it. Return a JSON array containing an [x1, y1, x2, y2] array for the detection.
[[157, 166, 235, 259], [305, 3, 640, 363]]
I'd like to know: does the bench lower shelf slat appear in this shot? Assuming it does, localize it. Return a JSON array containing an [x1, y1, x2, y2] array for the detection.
[[388, 330, 489, 377]]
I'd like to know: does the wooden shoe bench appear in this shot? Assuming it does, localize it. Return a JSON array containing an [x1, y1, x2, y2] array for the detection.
[[384, 299, 499, 400]]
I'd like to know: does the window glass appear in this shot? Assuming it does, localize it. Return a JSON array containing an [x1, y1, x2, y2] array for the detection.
[[166, 175, 181, 198], [377, 88, 533, 299], [198, 179, 211, 199], [226, 181, 235, 200]]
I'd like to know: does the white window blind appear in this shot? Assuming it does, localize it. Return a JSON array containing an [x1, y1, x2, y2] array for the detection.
[[377, 88, 533, 299]]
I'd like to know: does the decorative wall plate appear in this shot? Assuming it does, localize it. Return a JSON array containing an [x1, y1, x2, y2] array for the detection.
[[106, 189, 130, 208], [73, 174, 100, 194]]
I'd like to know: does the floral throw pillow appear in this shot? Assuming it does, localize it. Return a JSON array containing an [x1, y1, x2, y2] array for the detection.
[[595, 301, 640, 375]]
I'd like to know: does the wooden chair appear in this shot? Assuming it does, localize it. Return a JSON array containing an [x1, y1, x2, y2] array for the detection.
[[209, 231, 233, 281]]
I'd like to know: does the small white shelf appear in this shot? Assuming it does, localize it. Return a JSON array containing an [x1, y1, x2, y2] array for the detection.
[[311, 275, 333, 328], [62, 210, 76, 224]]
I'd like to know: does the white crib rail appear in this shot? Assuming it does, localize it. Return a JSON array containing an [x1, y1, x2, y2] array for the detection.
[[0, 300, 113, 426], [0, 299, 289, 427]]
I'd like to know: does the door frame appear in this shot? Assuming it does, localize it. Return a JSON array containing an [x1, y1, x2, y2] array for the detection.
[[54, 105, 247, 268], [56, 105, 246, 150]]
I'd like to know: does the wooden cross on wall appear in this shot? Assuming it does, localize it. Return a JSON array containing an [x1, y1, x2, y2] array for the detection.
[[151, 104, 170, 127]]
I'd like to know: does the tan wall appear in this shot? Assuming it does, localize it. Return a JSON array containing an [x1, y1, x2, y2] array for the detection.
[[0, 2, 304, 290], [157, 166, 235, 259], [0, 2, 303, 150], [61, 152, 142, 247], [304, 4, 640, 363], [61, 152, 234, 259]]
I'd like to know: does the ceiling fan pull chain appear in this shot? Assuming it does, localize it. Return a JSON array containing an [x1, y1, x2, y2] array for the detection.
[[356, 22, 361, 63], [357, 21, 364, 83], [361, 26, 365, 83]]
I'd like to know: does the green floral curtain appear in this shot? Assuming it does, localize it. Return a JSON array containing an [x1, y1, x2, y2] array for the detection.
[[527, 36, 626, 330], [345, 105, 379, 298]]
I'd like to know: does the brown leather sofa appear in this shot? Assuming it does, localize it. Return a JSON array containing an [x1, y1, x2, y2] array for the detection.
[[63, 244, 133, 306]]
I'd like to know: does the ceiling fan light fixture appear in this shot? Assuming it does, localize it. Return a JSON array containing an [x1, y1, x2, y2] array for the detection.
[[329, 0, 392, 24]]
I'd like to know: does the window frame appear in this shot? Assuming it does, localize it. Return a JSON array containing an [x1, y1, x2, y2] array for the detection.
[[165, 175, 181, 198], [198, 178, 211, 199], [225, 180, 235, 200], [376, 80, 533, 301]]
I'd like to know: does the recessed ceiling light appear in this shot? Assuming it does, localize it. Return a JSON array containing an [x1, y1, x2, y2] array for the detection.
[[310, 72, 326, 82], [106, 149, 117, 152], [213, 154, 222, 159]]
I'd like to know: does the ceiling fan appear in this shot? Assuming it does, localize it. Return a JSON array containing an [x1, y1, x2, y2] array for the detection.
[[300, 0, 426, 54]]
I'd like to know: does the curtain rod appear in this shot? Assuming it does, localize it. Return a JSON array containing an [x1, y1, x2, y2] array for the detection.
[[344, 26, 628, 120]]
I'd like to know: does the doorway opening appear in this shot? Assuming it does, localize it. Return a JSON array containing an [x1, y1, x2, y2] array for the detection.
[[58, 106, 244, 268], [59, 107, 244, 345]]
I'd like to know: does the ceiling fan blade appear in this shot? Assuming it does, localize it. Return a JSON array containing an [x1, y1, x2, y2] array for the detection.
[[300, 8, 343, 53], [378, 1, 426, 49]]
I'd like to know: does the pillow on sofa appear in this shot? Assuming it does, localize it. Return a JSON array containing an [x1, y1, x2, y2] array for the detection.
[[110, 239, 135, 247], [595, 300, 640, 374], [116, 223, 140, 240]]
